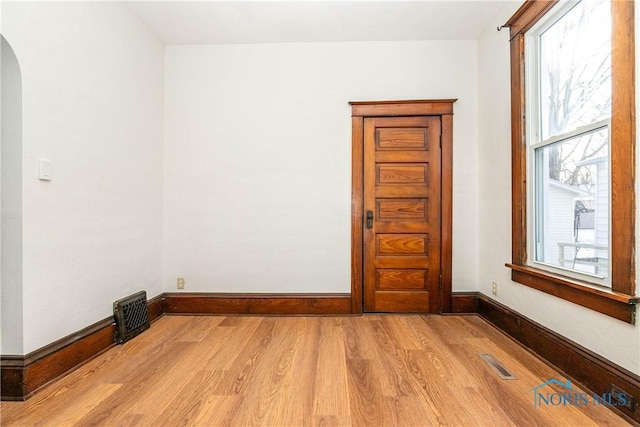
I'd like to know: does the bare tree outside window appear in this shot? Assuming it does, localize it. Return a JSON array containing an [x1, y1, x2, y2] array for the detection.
[[541, 0, 610, 185], [533, 0, 611, 280]]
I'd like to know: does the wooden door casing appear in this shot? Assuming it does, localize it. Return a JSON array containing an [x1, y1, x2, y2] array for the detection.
[[350, 100, 456, 314]]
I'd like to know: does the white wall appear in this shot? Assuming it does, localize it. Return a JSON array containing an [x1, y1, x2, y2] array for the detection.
[[2, 2, 165, 354], [477, 3, 640, 374], [164, 41, 479, 294]]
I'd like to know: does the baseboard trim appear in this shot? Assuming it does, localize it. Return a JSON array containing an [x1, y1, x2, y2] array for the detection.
[[1, 294, 165, 401], [147, 293, 166, 323], [448, 291, 479, 314], [1, 317, 115, 401], [164, 292, 353, 315], [475, 293, 640, 425]]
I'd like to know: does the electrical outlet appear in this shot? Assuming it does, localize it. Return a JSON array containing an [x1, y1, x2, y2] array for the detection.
[[492, 281, 498, 296], [177, 278, 185, 290], [611, 384, 636, 411]]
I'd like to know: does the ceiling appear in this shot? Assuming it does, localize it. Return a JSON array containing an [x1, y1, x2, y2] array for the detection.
[[126, 1, 516, 45]]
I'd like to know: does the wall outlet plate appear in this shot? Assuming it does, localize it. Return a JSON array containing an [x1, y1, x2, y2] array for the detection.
[[177, 278, 185, 289]]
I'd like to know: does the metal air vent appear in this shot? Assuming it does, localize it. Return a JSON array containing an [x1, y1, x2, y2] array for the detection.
[[114, 291, 150, 344]]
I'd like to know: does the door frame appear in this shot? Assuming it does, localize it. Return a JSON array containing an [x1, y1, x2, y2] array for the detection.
[[349, 99, 456, 314]]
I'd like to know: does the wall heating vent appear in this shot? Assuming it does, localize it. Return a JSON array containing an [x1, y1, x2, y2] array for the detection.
[[114, 291, 150, 344]]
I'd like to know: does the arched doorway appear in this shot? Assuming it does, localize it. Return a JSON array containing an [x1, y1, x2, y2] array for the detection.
[[1, 35, 24, 355]]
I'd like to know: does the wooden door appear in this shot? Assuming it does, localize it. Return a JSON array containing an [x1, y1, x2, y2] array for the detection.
[[363, 116, 442, 312]]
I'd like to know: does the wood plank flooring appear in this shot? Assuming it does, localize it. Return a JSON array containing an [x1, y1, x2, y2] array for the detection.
[[1, 315, 630, 426]]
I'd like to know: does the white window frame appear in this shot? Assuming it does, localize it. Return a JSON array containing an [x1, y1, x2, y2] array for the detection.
[[525, 0, 611, 288]]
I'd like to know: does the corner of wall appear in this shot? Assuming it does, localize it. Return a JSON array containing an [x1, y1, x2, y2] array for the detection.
[[476, 1, 640, 375]]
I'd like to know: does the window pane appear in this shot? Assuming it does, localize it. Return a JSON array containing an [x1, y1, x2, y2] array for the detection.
[[534, 127, 609, 281], [539, 0, 611, 140]]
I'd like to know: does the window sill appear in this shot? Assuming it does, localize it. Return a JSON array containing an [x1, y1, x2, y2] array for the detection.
[[506, 263, 639, 324]]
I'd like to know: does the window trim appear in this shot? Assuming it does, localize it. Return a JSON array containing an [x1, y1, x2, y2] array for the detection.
[[505, 0, 639, 324]]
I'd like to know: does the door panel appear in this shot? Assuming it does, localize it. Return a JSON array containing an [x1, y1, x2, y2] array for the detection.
[[376, 128, 427, 149], [377, 199, 427, 220], [364, 116, 441, 313], [376, 164, 428, 184], [377, 234, 428, 255], [377, 270, 426, 290], [371, 291, 429, 312]]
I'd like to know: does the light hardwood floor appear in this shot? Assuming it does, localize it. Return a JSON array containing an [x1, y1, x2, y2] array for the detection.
[[1, 315, 630, 426]]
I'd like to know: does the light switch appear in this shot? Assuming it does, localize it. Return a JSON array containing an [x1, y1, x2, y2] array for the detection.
[[38, 158, 52, 181]]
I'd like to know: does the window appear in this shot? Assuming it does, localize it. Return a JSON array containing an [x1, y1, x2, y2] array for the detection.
[[505, 0, 638, 323], [530, 0, 611, 285]]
